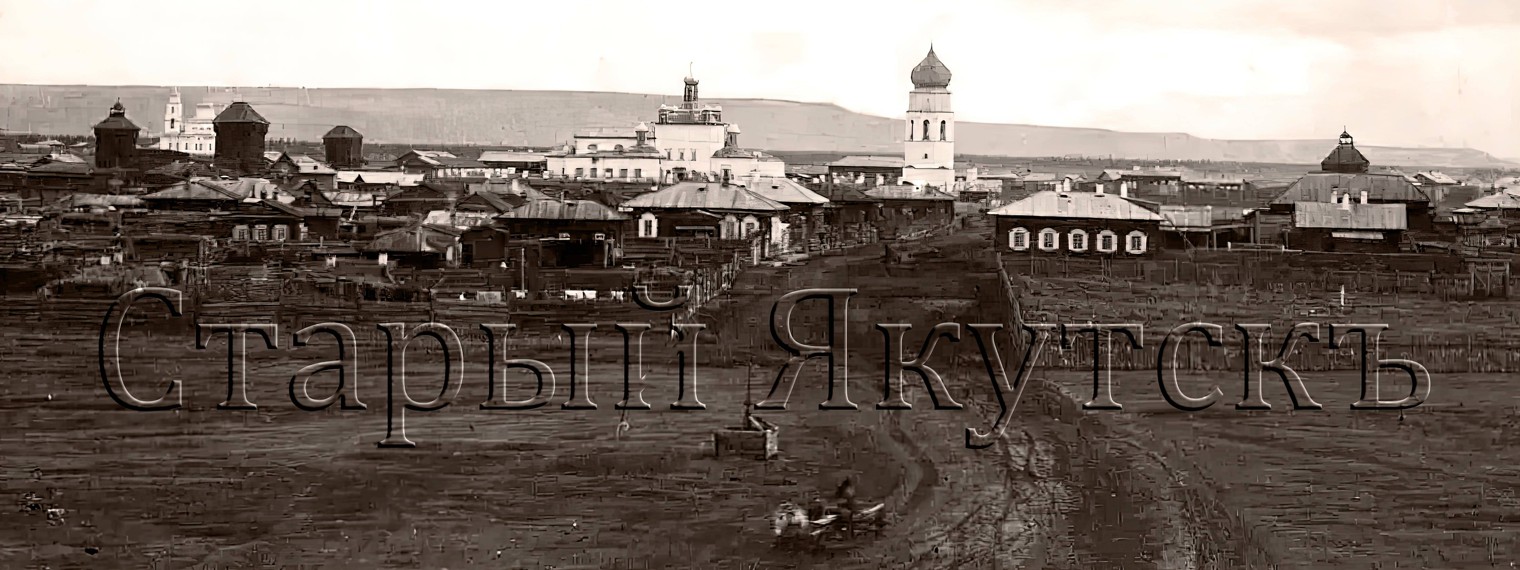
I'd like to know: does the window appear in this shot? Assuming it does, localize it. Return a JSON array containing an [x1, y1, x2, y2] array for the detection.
[[1038, 229, 1058, 251], [574, 168, 584, 177], [1097, 230, 1117, 253], [614, 144, 624, 152], [743, 216, 759, 238], [604, 168, 613, 178], [232, 225, 249, 241], [1008, 228, 1029, 251], [666, 149, 672, 159], [633, 168, 642, 179], [587, 144, 598, 152], [940, 120, 947, 141], [639, 213, 658, 238], [722, 168, 732, 180], [272, 224, 289, 241], [1068, 229, 1088, 252], [253, 225, 268, 242], [924, 154, 929, 160], [921, 120, 930, 141], [1126, 231, 1148, 254], [721, 215, 739, 240], [679, 150, 686, 161]]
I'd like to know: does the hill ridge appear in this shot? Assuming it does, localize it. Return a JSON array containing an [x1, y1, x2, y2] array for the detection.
[[0, 84, 1510, 168]]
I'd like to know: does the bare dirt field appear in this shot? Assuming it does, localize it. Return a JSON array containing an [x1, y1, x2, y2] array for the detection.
[[1010, 266, 1520, 569], [6, 225, 1511, 569]]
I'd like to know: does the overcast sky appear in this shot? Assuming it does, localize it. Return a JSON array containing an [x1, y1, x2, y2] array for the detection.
[[2, 0, 1516, 158]]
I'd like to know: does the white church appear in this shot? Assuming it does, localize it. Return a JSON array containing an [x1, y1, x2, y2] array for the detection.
[[156, 87, 222, 157], [901, 46, 957, 190], [546, 73, 786, 183]]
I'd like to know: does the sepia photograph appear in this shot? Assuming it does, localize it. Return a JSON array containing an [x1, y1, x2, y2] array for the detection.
[[2, 0, 1518, 568]]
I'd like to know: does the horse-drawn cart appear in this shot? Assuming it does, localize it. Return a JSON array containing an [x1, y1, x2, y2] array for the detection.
[[771, 500, 889, 548]]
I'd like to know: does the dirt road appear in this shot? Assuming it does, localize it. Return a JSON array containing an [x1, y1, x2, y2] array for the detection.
[[0, 224, 1266, 569]]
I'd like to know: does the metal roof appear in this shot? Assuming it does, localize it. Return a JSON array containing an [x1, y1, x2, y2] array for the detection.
[[1271, 173, 1430, 205], [1293, 201, 1407, 230], [828, 156, 905, 169], [622, 181, 789, 212], [499, 199, 628, 221], [865, 185, 955, 201], [1465, 191, 1520, 210], [477, 151, 547, 163], [988, 190, 1164, 221], [733, 176, 830, 205]]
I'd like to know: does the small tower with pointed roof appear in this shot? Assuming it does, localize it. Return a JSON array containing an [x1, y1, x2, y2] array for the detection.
[[322, 125, 364, 168], [1320, 129, 1371, 174], [93, 99, 141, 170], [213, 102, 270, 175], [903, 45, 956, 191]]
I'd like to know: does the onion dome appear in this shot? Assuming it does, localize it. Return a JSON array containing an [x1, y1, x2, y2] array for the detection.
[[910, 46, 952, 89]]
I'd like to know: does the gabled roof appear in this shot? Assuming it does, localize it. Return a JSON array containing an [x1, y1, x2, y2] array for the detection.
[[26, 161, 93, 176], [1293, 201, 1407, 230], [263, 151, 284, 163], [1416, 171, 1459, 185], [734, 176, 829, 205], [499, 199, 629, 221], [395, 150, 458, 165], [622, 181, 789, 213], [988, 190, 1165, 221], [55, 193, 144, 209], [278, 153, 337, 175], [865, 185, 955, 201], [213, 102, 269, 125], [366, 224, 460, 253], [456, 191, 517, 213], [815, 185, 881, 204], [477, 151, 546, 163], [465, 179, 550, 202], [829, 156, 905, 169], [336, 171, 426, 186], [142, 178, 245, 201], [1270, 173, 1430, 205], [1465, 191, 1520, 210]]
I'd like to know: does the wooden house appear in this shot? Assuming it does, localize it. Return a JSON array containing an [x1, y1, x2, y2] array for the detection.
[[827, 156, 904, 185], [363, 224, 462, 269], [814, 184, 882, 248], [1269, 174, 1432, 231], [469, 199, 631, 268], [620, 180, 789, 262], [1289, 199, 1406, 253], [864, 184, 955, 238], [382, 181, 462, 216], [987, 185, 1165, 256], [734, 175, 830, 253]]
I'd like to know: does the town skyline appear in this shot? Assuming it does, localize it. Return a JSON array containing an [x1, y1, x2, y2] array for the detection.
[[1, 0, 1516, 159]]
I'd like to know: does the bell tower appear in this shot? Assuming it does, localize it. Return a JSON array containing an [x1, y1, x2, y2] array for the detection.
[[164, 87, 183, 135], [902, 45, 956, 191]]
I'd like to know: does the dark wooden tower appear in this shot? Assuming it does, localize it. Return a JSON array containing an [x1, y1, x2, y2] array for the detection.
[[322, 125, 364, 168], [93, 100, 141, 170], [213, 102, 270, 175]]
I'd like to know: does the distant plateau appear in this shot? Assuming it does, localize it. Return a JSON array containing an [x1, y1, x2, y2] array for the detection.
[[0, 84, 1512, 169]]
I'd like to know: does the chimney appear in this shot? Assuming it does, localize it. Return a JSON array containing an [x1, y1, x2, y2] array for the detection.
[[1359, 190, 1368, 204], [1095, 183, 1105, 196]]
